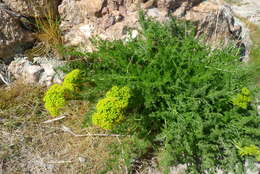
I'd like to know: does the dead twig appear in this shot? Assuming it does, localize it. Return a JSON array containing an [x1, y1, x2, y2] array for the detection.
[[0, 73, 10, 86], [61, 125, 124, 137], [43, 115, 66, 124], [47, 160, 73, 164]]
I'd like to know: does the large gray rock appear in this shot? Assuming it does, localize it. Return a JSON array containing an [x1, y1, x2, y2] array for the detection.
[[58, 0, 175, 49], [58, 0, 139, 50], [58, 0, 247, 55], [8, 57, 65, 86], [2, 0, 61, 18], [230, 0, 260, 26], [195, 5, 243, 46], [83, 0, 105, 17], [184, 1, 251, 61], [157, 0, 203, 12], [0, 4, 34, 59]]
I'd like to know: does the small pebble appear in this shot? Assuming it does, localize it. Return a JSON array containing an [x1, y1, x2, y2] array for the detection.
[[78, 157, 86, 163]]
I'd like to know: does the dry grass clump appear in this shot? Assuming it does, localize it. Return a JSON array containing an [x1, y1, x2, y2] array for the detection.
[[33, 16, 63, 58], [0, 82, 47, 173], [26, 0, 64, 59], [0, 82, 47, 126]]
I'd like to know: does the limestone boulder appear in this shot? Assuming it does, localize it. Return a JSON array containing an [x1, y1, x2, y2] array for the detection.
[[0, 4, 34, 59], [8, 57, 65, 86], [196, 6, 243, 44], [2, 0, 61, 18], [58, 0, 170, 49], [85, 0, 105, 17], [58, 0, 249, 60], [183, 0, 251, 60], [8, 58, 43, 84], [156, 0, 203, 12]]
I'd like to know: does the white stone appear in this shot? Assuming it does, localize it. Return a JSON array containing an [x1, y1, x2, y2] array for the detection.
[[131, 30, 139, 39], [78, 157, 86, 163], [79, 24, 94, 38], [8, 57, 65, 86]]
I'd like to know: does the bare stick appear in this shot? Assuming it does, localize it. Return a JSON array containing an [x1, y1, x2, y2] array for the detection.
[[47, 160, 73, 164], [61, 125, 124, 137], [43, 115, 66, 124], [0, 73, 10, 85]]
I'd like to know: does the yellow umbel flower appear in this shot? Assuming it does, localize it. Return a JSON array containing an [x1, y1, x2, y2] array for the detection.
[[92, 86, 131, 130], [232, 87, 252, 109], [63, 69, 81, 84], [238, 145, 260, 162], [43, 84, 66, 116], [43, 69, 81, 116]]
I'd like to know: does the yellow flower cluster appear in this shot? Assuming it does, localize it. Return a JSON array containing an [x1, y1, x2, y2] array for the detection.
[[43, 69, 81, 116], [63, 69, 81, 84], [232, 87, 252, 109], [92, 86, 131, 130], [238, 145, 260, 162]]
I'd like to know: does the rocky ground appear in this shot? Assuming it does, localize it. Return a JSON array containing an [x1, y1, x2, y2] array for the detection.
[[230, 0, 260, 26]]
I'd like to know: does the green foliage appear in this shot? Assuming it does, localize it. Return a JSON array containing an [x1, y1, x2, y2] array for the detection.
[[65, 12, 259, 173], [237, 145, 260, 161], [43, 69, 81, 116], [92, 86, 131, 130]]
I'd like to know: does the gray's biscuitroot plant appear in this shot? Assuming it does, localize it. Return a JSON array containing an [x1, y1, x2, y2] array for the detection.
[[58, 12, 259, 173]]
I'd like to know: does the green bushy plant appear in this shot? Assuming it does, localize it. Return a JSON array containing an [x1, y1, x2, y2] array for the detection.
[[43, 69, 81, 116], [64, 12, 259, 173], [92, 86, 131, 130]]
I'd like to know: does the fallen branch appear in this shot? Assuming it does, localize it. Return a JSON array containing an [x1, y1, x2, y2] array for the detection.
[[0, 73, 10, 86], [61, 125, 123, 137], [43, 115, 66, 124], [47, 160, 73, 164]]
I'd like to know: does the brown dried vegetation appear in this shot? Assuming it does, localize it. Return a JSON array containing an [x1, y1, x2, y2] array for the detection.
[[0, 83, 117, 174]]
